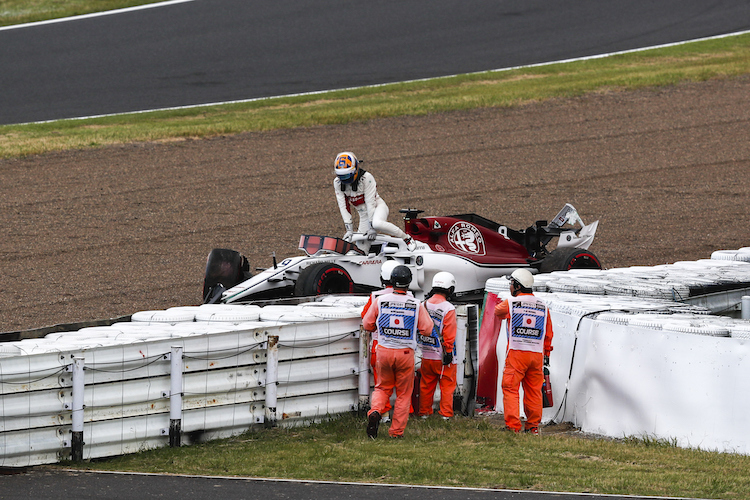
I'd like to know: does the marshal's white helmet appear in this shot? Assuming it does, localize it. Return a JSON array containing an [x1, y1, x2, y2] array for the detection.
[[333, 152, 358, 184], [509, 268, 534, 289], [432, 271, 456, 290], [380, 260, 399, 282]]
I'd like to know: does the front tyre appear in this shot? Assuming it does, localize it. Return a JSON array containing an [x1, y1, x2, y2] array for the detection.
[[539, 248, 602, 273], [294, 263, 354, 297], [203, 248, 250, 303]]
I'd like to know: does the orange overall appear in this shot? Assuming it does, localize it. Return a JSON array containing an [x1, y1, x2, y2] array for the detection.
[[363, 290, 432, 437], [362, 286, 393, 414], [418, 295, 457, 418], [495, 292, 553, 433]]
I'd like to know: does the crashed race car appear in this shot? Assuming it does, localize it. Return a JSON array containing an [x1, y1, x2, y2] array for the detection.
[[203, 203, 601, 304]]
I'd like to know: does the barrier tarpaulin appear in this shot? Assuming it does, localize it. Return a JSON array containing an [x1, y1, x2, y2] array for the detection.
[[476, 292, 503, 409]]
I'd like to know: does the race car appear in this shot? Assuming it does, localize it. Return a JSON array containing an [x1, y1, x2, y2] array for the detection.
[[202, 203, 601, 304]]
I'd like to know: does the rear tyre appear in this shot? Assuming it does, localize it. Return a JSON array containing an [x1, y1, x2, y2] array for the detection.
[[202, 248, 250, 303], [539, 248, 602, 273], [294, 263, 354, 297]]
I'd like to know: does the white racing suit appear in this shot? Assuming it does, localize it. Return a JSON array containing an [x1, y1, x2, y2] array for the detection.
[[334, 170, 408, 250]]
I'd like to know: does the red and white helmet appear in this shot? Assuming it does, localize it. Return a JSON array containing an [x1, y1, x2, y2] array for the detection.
[[334, 152, 358, 184]]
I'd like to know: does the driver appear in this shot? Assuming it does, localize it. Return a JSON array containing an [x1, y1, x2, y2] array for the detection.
[[333, 152, 415, 251]]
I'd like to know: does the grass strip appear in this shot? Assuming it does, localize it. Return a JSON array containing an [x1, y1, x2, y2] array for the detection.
[[1, 33, 749, 159], [0, 0, 162, 26], [62, 414, 750, 499]]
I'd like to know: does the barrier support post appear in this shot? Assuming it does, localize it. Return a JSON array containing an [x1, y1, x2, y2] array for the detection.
[[265, 336, 279, 428], [71, 356, 85, 461], [169, 346, 183, 447], [358, 327, 370, 415]]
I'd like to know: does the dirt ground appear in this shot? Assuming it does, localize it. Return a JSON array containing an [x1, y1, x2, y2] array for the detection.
[[1, 77, 749, 334]]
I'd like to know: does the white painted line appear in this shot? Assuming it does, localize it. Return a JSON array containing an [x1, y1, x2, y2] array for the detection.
[[0, 0, 196, 32], [63, 469, 705, 500], [9, 28, 750, 126]]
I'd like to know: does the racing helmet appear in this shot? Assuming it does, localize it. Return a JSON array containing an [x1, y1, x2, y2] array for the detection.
[[432, 271, 456, 290], [390, 265, 412, 288], [380, 260, 399, 284], [333, 152, 359, 184], [509, 268, 534, 290]]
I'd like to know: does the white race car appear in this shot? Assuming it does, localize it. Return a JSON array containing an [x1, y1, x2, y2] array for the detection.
[[203, 204, 601, 304]]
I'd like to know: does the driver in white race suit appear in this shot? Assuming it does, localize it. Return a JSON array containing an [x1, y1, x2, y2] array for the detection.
[[333, 152, 415, 251]]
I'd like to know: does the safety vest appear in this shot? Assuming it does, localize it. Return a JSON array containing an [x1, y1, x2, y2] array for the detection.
[[365, 287, 392, 341], [506, 295, 549, 354], [420, 300, 455, 360], [375, 292, 420, 350]]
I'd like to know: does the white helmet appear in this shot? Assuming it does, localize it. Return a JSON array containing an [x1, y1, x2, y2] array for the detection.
[[432, 271, 456, 290], [380, 260, 399, 282], [509, 268, 534, 289], [333, 152, 358, 184]]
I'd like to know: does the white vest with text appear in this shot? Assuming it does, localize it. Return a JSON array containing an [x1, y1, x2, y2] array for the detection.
[[506, 295, 548, 354], [420, 300, 455, 361], [375, 292, 420, 350]]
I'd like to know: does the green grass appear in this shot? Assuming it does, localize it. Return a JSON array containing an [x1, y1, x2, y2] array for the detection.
[[0, 0, 162, 26], [61, 414, 750, 499], [1, 32, 749, 159]]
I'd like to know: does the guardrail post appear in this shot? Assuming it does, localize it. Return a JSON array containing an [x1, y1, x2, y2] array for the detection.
[[742, 296, 750, 320], [461, 304, 479, 416], [71, 356, 85, 461], [358, 327, 370, 415], [265, 336, 279, 428], [169, 346, 183, 447], [454, 306, 468, 414]]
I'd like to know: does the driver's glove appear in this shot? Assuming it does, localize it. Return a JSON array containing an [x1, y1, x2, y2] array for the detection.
[[366, 226, 378, 241], [544, 355, 550, 367], [343, 223, 354, 242]]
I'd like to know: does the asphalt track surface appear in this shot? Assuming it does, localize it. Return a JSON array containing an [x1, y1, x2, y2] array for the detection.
[[1, 0, 749, 125], [0, 469, 699, 500]]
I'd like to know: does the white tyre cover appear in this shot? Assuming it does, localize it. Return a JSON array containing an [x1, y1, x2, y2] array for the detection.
[[317, 295, 370, 307], [195, 304, 262, 322], [131, 310, 196, 323], [730, 325, 750, 339], [629, 317, 666, 329], [596, 312, 631, 325], [0, 343, 22, 355], [300, 303, 363, 319], [74, 326, 123, 338], [662, 320, 730, 337], [259, 305, 320, 322]]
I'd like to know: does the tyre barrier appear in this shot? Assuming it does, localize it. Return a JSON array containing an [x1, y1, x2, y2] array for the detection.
[[478, 248, 750, 455]]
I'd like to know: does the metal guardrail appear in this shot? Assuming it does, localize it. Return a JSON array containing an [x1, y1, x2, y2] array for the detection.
[[0, 316, 364, 467]]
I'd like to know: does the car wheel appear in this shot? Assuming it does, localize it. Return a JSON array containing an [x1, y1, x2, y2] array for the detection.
[[203, 248, 250, 303], [539, 248, 602, 273], [294, 263, 354, 297]]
